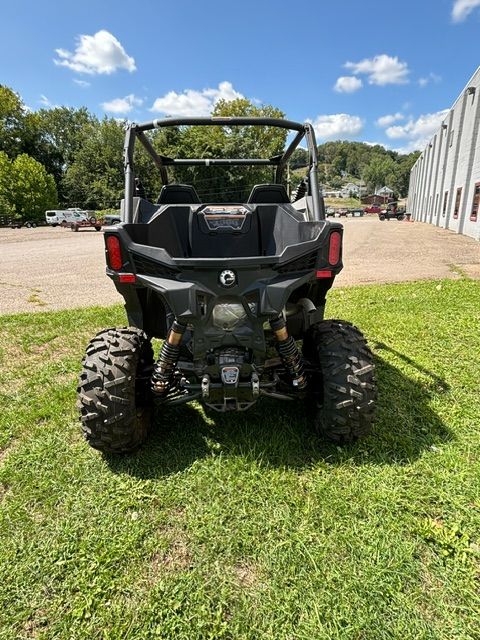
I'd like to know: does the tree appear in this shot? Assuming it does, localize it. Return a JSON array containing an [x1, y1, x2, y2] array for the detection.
[[393, 152, 420, 197], [362, 155, 397, 194], [10, 154, 57, 221], [0, 85, 31, 158], [63, 118, 125, 209], [329, 175, 343, 189], [0, 151, 15, 217], [32, 107, 97, 201], [290, 148, 308, 169], [148, 98, 287, 202], [317, 140, 419, 195]]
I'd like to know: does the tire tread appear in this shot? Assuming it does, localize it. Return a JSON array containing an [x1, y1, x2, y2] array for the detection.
[[303, 320, 377, 443], [77, 327, 153, 453]]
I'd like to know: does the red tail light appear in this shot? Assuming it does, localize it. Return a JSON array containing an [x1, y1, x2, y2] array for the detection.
[[119, 273, 136, 284], [328, 231, 342, 266], [106, 235, 122, 270], [316, 270, 332, 279]]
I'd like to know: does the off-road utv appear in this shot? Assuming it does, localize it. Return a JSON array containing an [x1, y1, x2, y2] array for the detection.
[[379, 202, 405, 221], [77, 117, 377, 453]]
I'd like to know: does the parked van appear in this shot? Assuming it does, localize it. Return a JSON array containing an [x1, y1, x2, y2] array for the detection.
[[45, 209, 90, 227]]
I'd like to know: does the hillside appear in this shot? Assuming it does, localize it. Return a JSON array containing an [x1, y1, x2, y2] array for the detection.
[[290, 141, 420, 197]]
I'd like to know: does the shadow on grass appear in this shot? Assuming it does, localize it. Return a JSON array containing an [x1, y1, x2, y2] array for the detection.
[[106, 349, 453, 478]]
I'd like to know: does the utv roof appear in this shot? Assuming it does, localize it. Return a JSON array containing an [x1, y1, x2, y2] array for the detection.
[[123, 116, 322, 221]]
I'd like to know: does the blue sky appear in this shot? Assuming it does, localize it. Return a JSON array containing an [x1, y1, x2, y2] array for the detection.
[[1, 0, 479, 153]]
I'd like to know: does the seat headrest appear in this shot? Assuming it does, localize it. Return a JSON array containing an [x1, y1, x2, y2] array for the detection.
[[157, 184, 201, 204], [247, 184, 290, 204]]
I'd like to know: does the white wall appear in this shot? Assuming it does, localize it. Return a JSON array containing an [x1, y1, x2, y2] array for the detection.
[[408, 66, 480, 241]]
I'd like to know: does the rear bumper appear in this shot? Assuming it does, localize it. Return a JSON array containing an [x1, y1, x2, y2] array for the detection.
[[105, 222, 343, 355]]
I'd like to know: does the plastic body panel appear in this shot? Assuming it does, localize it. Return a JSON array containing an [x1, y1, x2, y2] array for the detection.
[[105, 206, 343, 363]]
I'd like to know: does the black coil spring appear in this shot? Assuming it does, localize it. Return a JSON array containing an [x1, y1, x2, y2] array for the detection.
[[151, 341, 181, 392], [276, 335, 307, 388]]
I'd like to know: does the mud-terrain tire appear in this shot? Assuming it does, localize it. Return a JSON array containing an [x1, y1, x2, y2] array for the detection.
[[77, 327, 154, 454], [302, 320, 377, 443]]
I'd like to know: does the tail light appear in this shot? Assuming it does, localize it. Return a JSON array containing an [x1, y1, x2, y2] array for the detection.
[[119, 274, 136, 284], [328, 231, 342, 266], [106, 235, 123, 270]]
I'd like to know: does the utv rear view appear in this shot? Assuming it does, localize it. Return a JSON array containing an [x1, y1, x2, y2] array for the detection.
[[77, 117, 377, 453]]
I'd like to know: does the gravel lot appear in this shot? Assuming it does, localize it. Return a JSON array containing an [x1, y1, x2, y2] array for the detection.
[[0, 217, 479, 315]]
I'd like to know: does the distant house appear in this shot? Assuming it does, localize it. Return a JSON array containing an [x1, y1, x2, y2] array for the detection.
[[376, 186, 394, 197], [323, 190, 343, 198], [355, 185, 395, 204], [362, 194, 395, 205], [340, 182, 361, 198]]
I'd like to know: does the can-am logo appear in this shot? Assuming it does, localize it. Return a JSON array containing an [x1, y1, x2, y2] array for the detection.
[[219, 269, 237, 288]]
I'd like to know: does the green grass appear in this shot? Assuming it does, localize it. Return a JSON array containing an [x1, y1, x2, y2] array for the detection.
[[0, 280, 479, 639], [324, 197, 362, 208]]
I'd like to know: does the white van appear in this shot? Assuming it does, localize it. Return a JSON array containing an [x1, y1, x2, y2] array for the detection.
[[45, 209, 90, 227]]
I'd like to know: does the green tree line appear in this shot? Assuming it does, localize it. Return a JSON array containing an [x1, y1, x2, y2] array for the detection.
[[291, 141, 419, 196], [1, 83, 418, 221]]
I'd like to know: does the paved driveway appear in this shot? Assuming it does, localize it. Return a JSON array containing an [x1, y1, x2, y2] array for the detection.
[[0, 218, 478, 315]]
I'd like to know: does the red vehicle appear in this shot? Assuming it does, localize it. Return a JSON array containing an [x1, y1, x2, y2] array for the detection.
[[69, 217, 102, 232], [363, 205, 382, 214]]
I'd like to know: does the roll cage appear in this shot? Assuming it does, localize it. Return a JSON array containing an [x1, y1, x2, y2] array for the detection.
[[123, 117, 323, 223]]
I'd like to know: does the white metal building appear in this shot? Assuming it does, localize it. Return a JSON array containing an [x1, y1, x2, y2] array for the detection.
[[407, 66, 480, 241]]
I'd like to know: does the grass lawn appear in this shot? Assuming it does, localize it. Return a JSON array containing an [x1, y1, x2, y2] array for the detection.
[[0, 280, 479, 639], [324, 197, 362, 209]]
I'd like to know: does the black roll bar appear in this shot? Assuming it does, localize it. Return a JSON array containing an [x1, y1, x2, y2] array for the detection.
[[158, 158, 280, 166], [140, 116, 305, 132], [123, 116, 322, 222]]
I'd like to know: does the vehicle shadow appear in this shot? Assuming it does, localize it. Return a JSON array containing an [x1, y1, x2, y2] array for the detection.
[[106, 348, 453, 479]]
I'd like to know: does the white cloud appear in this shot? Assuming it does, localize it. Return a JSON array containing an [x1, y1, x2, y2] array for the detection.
[[345, 54, 410, 85], [452, 0, 480, 21], [101, 94, 143, 114], [150, 81, 243, 117], [392, 140, 427, 154], [385, 109, 449, 151], [364, 141, 389, 148], [73, 79, 90, 88], [385, 110, 449, 140], [418, 72, 442, 87], [376, 112, 405, 127], [39, 94, 59, 108], [54, 30, 136, 75], [334, 76, 363, 93], [307, 113, 364, 140]]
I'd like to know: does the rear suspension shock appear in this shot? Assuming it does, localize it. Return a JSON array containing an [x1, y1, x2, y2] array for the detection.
[[270, 316, 307, 390], [151, 320, 187, 395]]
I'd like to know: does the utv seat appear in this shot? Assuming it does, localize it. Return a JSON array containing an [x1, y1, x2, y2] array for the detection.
[[247, 184, 290, 204], [157, 184, 201, 204]]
